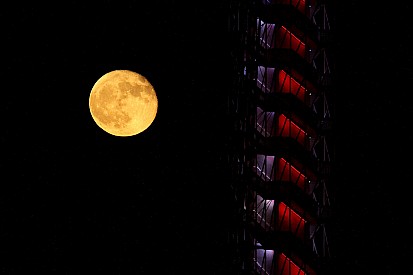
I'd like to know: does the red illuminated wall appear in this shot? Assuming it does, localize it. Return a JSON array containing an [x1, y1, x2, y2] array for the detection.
[[278, 202, 305, 238], [277, 114, 306, 144], [276, 26, 305, 57], [277, 253, 306, 275], [278, 70, 306, 101], [276, 158, 306, 190], [284, 68, 318, 98]]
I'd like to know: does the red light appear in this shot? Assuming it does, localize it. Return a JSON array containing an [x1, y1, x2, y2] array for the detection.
[[278, 114, 306, 144], [277, 26, 305, 57], [278, 202, 305, 238], [278, 69, 307, 101], [278, 253, 306, 275], [277, 158, 306, 190]]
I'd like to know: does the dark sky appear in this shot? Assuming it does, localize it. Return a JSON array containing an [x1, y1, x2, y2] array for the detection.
[[2, 1, 413, 274], [333, 2, 413, 274], [2, 2, 233, 274]]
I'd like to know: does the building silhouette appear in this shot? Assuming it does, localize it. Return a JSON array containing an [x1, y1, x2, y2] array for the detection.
[[227, 0, 335, 274]]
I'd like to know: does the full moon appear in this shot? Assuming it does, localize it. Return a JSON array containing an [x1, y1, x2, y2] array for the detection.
[[89, 70, 158, 137]]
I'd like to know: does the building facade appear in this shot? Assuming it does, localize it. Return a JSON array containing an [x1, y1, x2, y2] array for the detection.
[[227, 0, 335, 274]]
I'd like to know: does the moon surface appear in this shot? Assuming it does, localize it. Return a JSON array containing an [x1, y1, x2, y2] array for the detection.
[[89, 70, 158, 137]]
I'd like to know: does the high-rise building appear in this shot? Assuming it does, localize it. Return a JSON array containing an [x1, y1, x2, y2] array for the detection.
[[227, 0, 335, 274]]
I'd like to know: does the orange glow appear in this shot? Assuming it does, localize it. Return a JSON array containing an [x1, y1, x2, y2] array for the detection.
[[278, 202, 305, 238], [277, 158, 306, 190], [277, 114, 306, 144], [278, 69, 306, 101], [277, 26, 305, 57], [278, 253, 306, 275]]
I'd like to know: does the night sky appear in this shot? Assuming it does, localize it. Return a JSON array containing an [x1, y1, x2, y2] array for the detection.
[[333, 3, 413, 274], [2, 1, 413, 274]]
